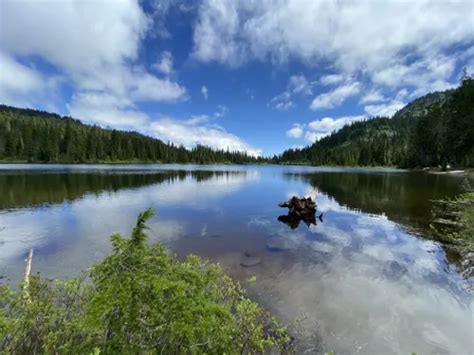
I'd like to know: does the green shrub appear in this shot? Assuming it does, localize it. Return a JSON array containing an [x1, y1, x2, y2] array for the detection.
[[0, 209, 290, 354]]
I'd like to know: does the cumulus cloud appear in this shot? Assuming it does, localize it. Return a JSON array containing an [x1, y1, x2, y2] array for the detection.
[[270, 74, 312, 110], [127, 68, 186, 102], [286, 115, 367, 144], [320, 74, 344, 86], [152, 51, 173, 75], [149, 116, 262, 156], [304, 131, 326, 143], [68, 92, 149, 130], [286, 124, 304, 138], [372, 54, 458, 96], [201, 85, 209, 99], [308, 115, 366, 134], [0, 0, 186, 127], [193, 0, 473, 99], [0, 51, 62, 108], [361, 88, 409, 117], [0, 52, 44, 95], [310, 82, 361, 110], [1, 0, 148, 75], [288, 74, 313, 95], [360, 90, 385, 104], [364, 101, 405, 117]]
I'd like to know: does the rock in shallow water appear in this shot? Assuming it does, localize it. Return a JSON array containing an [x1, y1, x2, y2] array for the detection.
[[240, 256, 261, 267], [266, 237, 292, 252]]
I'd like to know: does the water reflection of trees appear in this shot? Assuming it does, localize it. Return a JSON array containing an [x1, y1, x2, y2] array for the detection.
[[285, 172, 465, 230], [0, 170, 247, 209]]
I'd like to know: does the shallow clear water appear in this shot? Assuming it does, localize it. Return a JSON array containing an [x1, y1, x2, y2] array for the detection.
[[0, 164, 472, 354]]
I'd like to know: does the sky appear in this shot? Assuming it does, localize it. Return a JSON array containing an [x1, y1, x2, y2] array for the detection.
[[0, 0, 473, 156]]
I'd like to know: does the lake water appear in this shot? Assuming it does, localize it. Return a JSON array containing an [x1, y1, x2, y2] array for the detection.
[[0, 164, 472, 354]]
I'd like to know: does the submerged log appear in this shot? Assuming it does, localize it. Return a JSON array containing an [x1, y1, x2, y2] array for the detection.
[[23, 248, 33, 302], [279, 196, 316, 216]]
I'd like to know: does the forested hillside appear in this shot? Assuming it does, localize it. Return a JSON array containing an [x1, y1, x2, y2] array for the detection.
[[278, 77, 474, 168], [0, 106, 261, 164], [1, 78, 473, 167]]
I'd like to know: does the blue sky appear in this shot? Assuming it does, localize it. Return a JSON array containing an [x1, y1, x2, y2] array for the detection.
[[1, 0, 473, 156]]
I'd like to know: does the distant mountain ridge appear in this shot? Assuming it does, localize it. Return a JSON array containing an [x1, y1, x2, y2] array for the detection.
[[393, 90, 453, 120], [277, 78, 473, 168]]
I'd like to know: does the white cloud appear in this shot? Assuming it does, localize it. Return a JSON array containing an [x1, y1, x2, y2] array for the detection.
[[1, 0, 148, 75], [0, 51, 61, 108], [149, 116, 262, 156], [372, 54, 458, 96], [288, 74, 312, 95], [360, 90, 385, 104], [304, 131, 326, 143], [287, 115, 367, 143], [270, 74, 312, 110], [395, 89, 409, 101], [310, 82, 361, 110], [127, 68, 186, 102], [308, 115, 366, 134], [320, 74, 344, 86], [68, 92, 149, 130], [193, 0, 473, 98], [201, 85, 209, 99], [286, 124, 304, 138], [0, 52, 44, 95], [364, 101, 405, 117], [213, 104, 228, 118], [0, 51, 66, 112], [152, 51, 173, 75], [192, 0, 246, 67], [0, 0, 186, 124], [274, 100, 294, 110], [270, 91, 294, 110]]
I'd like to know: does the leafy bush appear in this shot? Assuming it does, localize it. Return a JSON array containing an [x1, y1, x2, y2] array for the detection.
[[0, 209, 290, 354]]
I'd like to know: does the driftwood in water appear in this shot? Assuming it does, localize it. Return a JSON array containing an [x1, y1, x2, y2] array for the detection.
[[23, 248, 33, 302], [279, 196, 316, 216], [278, 214, 317, 229], [278, 196, 322, 229]]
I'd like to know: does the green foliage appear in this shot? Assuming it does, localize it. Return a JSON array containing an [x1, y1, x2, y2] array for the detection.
[[277, 78, 474, 168], [0, 276, 95, 354], [247, 276, 257, 283], [0, 106, 262, 164], [0, 209, 290, 354]]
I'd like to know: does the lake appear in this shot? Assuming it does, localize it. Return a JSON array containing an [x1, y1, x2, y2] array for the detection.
[[0, 164, 472, 354]]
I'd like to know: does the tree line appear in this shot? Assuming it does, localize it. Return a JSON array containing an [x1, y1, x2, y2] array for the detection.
[[277, 77, 474, 168], [0, 106, 262, 164], [1, 77, 472, 167]]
